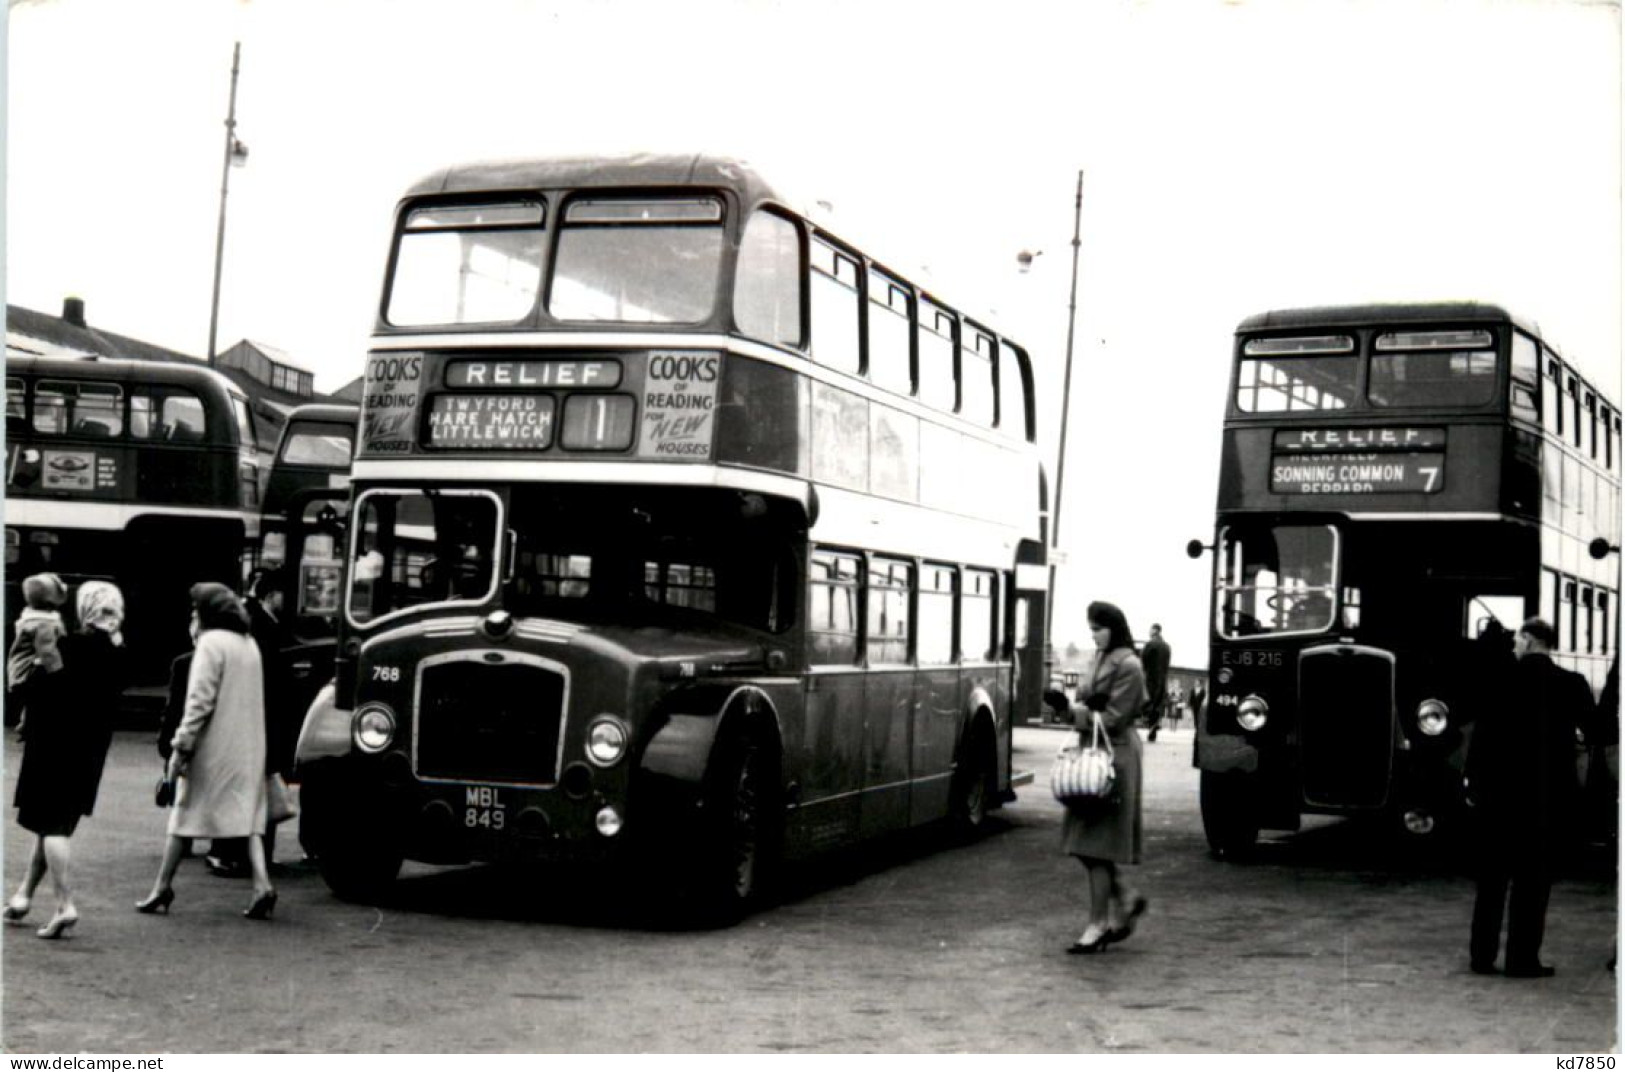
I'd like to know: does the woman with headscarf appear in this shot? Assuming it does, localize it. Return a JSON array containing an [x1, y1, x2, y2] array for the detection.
[[137, 582, 277, 920], [5, 581, 128, 938], [1060, 600, 1149, 954]]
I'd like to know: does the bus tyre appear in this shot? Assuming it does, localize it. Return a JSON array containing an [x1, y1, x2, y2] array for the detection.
[[1200, 770, 1261, 860], [949, 723, 995, 838], [303, 773, 403, 903], [693, 724, 779, 923], [315, 827, 403, 904]]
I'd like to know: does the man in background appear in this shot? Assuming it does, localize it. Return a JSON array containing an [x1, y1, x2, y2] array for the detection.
[[1141, 624, 1171, 742]]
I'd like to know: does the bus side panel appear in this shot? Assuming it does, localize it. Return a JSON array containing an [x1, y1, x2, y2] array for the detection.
[[910, 666, 959, 824], [860, 668, 913, 839], [784, 671, 864, 860]]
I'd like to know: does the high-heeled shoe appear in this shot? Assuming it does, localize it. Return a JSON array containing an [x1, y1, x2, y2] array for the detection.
[[1066, 928, 1111, 955], [243, 888, 277, 921], [1105, 894, 1149, 944], [135, 888, 174, 915], [3, 896, 31, 923], [36, 908, 77, 939]]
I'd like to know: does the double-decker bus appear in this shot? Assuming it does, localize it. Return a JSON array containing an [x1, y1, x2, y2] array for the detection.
[[1190, 302, 1620, 856], [5, 355, 264, 699], [294, 155, 1049, 912]]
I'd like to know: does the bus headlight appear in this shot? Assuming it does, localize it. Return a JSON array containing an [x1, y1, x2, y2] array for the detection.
[[1237, 695, 1269, 732], [586, 716, 629, 767], [354, 704, 397, 754], [595, 805, 624, 837], [1415, 698, 1450, 737]]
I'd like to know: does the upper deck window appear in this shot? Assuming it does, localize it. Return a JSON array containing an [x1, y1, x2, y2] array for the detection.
[[131, 389, 207, 442], [280, 422, 355, 467], [866, 268, 913, 395], [387, 201, 546, 327], [734, 209, 802, 347], [1510, 332, 1540, 420], [1236, 336, 1356, 413], [33, 380, 123, 437], [917, 301, 957, 411], [809, 236, 861, 374], [1368, 329, 1496, 408], [997, 343, 1030, 440], [6, 378, 24, 431], [548, 197, 723, 324], [959, 327, 995, 426]]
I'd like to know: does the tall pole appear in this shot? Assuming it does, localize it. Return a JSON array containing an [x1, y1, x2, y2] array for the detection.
[[1045, 170, 1084, 659], [206, 41, 242, 368]]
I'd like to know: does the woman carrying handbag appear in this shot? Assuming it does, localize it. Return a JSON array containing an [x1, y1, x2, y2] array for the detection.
[[137, 583, 277, 921], [1049, 600, 1149, 954]]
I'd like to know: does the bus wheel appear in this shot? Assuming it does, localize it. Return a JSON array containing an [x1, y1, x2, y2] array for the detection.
[[948, 723, 995, 838], [304, 772, 403, 903], [1200, 771, 1261, 860], [694, 724, 778, 922]]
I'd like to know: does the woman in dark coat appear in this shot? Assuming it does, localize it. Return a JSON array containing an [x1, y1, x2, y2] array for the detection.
[[5, 581, 127, 939], [1060, 600, 1149, 954]]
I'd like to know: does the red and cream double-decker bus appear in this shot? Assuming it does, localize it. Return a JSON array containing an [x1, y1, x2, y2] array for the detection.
[[295, 156, 1049, 913]]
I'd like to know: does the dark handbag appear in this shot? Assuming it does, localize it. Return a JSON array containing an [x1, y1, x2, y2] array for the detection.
[[154, 774, 176, 808]]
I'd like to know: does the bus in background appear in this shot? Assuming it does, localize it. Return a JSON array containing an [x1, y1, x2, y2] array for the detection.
[[295, 155, 1049, 913], [1189, 302, 1620, 857], [257, 401, 359, 727], [5, 355, 264, 701], [262, 401, 357, 518]]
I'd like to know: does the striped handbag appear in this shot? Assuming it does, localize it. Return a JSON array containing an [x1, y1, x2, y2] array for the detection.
[[1050, 716, 1116, 804]]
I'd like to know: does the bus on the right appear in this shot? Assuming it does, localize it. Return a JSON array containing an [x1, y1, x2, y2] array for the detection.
[[1190, 302, 1620, 857]]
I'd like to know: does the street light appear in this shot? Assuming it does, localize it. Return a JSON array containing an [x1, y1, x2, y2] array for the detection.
[[1042, 171, 1085, 664], [206, 41, 246, 368]]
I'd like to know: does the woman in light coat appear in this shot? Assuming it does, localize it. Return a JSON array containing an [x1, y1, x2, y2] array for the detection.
[[137, 582, 277, 920], [1057, 600, 1148, 954]]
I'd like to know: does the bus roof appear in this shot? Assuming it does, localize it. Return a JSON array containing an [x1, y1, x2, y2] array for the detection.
[[1236, 302, 1538, 339], [401, 154, 784, 209], [7, 353, 248, 400], [281, 401, 359, 424]]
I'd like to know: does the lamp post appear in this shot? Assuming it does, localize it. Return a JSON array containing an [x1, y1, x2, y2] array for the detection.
[[206, 41, 249, 368], [1045, 170, 1085, 662]]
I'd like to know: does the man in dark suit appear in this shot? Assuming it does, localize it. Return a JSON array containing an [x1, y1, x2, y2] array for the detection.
[[1140, 624, 1171, 742], [1466, 617, 1594, 978]]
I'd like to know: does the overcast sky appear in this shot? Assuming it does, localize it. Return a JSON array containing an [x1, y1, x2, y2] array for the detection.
[[6, 0, 1620, 656]]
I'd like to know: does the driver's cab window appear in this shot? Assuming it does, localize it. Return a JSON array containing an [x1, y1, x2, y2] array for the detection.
[[347, 490, 500, 624], [1217, 524, 1338, 637]]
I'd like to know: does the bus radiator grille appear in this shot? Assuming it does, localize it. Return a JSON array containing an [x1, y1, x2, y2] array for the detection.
[[1297, 646, 1394, 810], [414, 661, 565, 785]]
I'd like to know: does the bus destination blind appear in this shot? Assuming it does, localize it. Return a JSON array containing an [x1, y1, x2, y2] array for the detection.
[[1270, 451, 1445, 494], [427, 394, 556, 448]]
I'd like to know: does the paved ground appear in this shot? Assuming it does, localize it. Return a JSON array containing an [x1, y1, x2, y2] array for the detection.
[[1, 724, 1618, 1053]]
